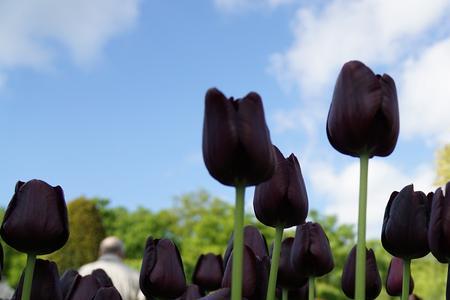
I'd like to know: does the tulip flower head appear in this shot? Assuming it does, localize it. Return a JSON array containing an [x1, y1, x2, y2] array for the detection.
[[381, 185, 430, 259], [92, 287, 122, 300], [429, 181, 450, 263], [193, 253, 223, 292], [274, 237, 307, 289], [0, 180, 69, 255], [139, 237, 186, 299], [327, 60, 399, 158], [385, 256, 414, 296], [341, 246, 382, 300], [253, 146, 309, 228], [290, 222, 334, 278], [176, 284, 204, 300], [202, 88, 275, 186]]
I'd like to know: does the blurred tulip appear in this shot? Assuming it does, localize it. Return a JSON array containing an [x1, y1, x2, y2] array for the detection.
[[341, 246, 382, 299], [139, 237, 186, 299], [429, 182, 450, 263], [381, 185, 430, 259], [176, 284, 204, 300], [202, 88, 275, 186], [0, 180, 69, 254], [12, 259, 62, 300], [326, 60, 399, 158], [253, 146, 308, 228], [223, 225, 268, 268], [91, 269, 114, 288], [65, 274, 104, 300], [199, 288, 248, 300], [60, 269, 79, 299], [290, 222, 334, 278], [386, 256, 414, 296], [193, 253, 223, 292], [92, 287, 122, 300], [273, 237, 307, 289]]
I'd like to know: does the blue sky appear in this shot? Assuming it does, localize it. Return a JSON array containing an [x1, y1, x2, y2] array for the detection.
[[1, 0, 449, 237]]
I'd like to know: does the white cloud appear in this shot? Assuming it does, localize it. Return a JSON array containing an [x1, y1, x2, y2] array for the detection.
[[306, 159, 435, 238], [400, 38, 450, 144], [270, 0, 450, 95], [0, 0, 139, 70], [214, 0, 292, 12]]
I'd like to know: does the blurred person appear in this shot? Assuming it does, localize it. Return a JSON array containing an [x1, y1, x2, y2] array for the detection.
[[79, 236, 145, 300]]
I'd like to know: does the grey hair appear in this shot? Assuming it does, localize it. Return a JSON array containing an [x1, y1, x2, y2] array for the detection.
[[99, 236, 125, 257]]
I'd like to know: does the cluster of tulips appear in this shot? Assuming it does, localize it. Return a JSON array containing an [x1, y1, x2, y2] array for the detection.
[[0, 59, 448, 300]]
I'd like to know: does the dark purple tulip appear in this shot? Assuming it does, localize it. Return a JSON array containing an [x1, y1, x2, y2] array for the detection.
[[275, 283, 308, 300], [327, 60, 399, 158], [12, 259, 62, 300], [382, 185, 430, 259], [290, 222, 334, 278], [253, 146, 308, 228], [386, 256, 414, 296], [202, 88, 275, 186], [199, 288, 248, 300], [91, 269, 114, 288], [176, 284, 204, 300], [0, 180, 69, 254], [223, 225, 268, 268], [274, 237, 307, 289], [192, 253, 223, 292], [92, 287, 122, 300], [429, 182, 450, 263], [139, 237, 186, 299], [65, 274, 105, 300], [341, 246, 382, 299], [60, 269, 80, 299]]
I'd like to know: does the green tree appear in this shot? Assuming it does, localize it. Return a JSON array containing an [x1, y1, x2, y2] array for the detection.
[[48, 197, 106, 272], [436, 144, 450, 185]]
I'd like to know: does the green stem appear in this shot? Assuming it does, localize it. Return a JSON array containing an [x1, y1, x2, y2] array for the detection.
[[355, 154, 369, 300], [22, 253, 36, 300], [266, 226, 284, 300], [231, 184, 245, 300], [308, 277, 314, 300], [282, 288, 288, 300], [402, 259, 411, 300]]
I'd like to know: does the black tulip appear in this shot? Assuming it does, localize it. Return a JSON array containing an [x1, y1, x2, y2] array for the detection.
[[92, 287, 122, 300], [341, 246, 382, 300], [192, 253, 223, 292], [176, 284, 204, 300], [253, 146, 308, 228], [274, 237, 307, 289], [199, 288, 248, 300], [223, 225, 268, 268], [91, 269, 114, 287], [60, 269, 80, 299], [12, 259, 62, 300], [202, 88, 275, 186], [290, 222, 334, 278], [275, 282, 308, 300], [0, 180, 69, 254], [65, 274, 105, 300], [327, 60, 399, 158], [429, 182, 450, 263], [385, 256, 414, 296], [139, 237, 186, 299], [381, 185, 430, 259]]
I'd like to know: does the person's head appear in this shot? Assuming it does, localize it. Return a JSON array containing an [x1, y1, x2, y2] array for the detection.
[[99, 236, 125, 258]]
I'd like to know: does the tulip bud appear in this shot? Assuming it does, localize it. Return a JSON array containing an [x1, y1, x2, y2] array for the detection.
[[92, 287, 122, 300], [386, 256, 414, 296], [381, 185, 430, 259], [327, 60, 399, 158], [176, 284, 204, 300], [192, 253, 223, 292], [275, 283, 308, 300], [199, 288, 248, 300], [139, 237, 186, 299], [274, 237, 307, 289], [65, 274, 105, 300], [341, 246, 382, 300], [202, 88, 275, 186], [60, 269, 79, 299], [0, 180, 69, 254], [290, 222, 334, 278], [223, 225, 268, 268], [253, 146, 308, 228], [429, 182, 450, 263], [91, 269, 114, 288], [12, 259, 62, 300]]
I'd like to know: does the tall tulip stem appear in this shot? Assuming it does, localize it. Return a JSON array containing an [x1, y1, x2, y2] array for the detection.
[[355, 154, 369, 300], [308, 277, 314, 300], [231, 184, 246, 300], [282, 289, 288, 300], [22, 253, 36, 300], [266, 226, 284, 300], [401, 259, 411, 300]]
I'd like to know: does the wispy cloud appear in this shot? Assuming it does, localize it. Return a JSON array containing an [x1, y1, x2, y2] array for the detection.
[[214, 0, 293, 12], [0, 0, 140, 75]]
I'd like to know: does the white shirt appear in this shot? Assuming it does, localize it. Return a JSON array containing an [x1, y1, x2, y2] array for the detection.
[[79, 254, 145, 300]]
